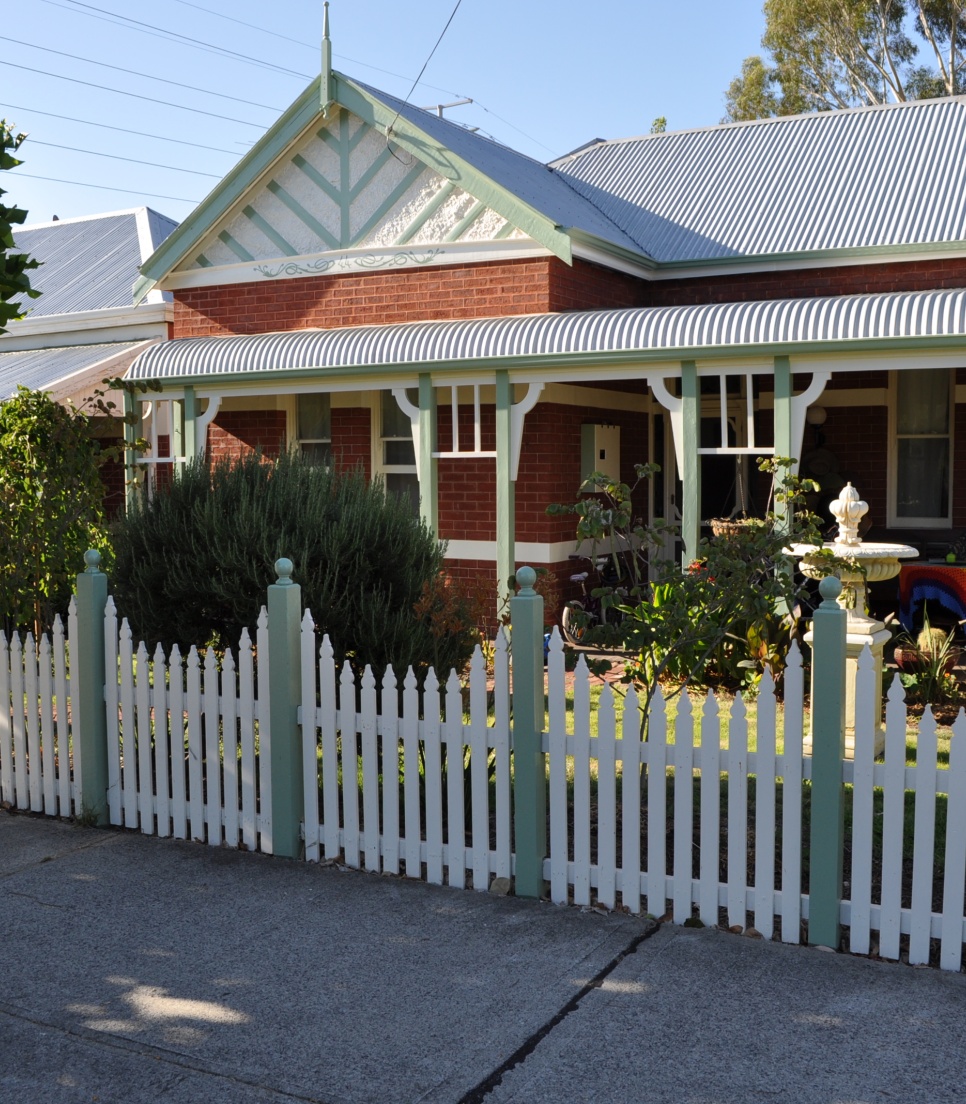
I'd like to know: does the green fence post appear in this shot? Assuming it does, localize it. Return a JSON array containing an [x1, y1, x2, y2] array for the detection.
[[511, 566, 547, 898], [267, 558, 304, 859], [74, 549, 109, 824], [808, 575, 847, 949]]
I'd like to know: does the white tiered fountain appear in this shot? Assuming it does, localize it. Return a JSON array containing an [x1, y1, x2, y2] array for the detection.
[[790, 484, 917, 755]]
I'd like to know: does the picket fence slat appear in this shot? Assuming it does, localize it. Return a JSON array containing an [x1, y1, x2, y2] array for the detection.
[[468, 648, 489, 890], [104, 600, 121, 824], [940, 717, 966, 971], [238, 632, 256, 852], [402, 667, 421, 879], [444, 670, 464, 888], [755, 670, 777, 940], [361, 666, 380, 873], [572, 656, 592, 907], [53, 617, 71, 817], [673, 695, 694, 925], [0, 634, 12, 807], [879, 692, 907, 960], [620, 685, 642, 916], [909, 709, 938, 965], [186, 647, 204, 842], [256, 607, 271, 855], [727, 694, 748, 930], [382, 667, 401, 876], [699, 691, 720, 927], [423, 669, 444, 886], [781, 643, 804, 944], [596, 684, 617, 911], [548, 631, 568, 905], [492, 629, 511, 881], [11, 635, 27, 810], [119, 621, 137, 828], [646, 690, 668, 921], [222, 649, 239, 847], [25, 633, 42, 812], [39, 635, 56, 814], [169, 645, 187, 841], [850, 650, 878, 956]]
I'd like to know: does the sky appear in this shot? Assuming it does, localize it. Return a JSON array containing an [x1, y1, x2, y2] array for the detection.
[[3, 1, 768, 227]]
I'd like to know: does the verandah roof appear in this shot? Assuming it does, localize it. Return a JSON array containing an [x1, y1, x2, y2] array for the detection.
[[126, 288, 966, 383]]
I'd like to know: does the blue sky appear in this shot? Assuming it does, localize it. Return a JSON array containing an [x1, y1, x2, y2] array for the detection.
[[4, 1, 768, 226]]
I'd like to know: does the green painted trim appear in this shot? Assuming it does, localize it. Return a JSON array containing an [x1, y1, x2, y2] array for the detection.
[[267, 179, 340, 251], [182, 386, 198, 459], [291, 152, 342, 207], [348, 115, 369, 154], [494, 219, 516, 240], [445, 199, 485, 243], [267, 570, 305, 859], [567, 227, 656, 269], [195, 254, 213, 268], [495, 370, 514, 615], [335, 74, 573, 265], [394, 180, 456, 246], [680, 361, 700, 566], [808, 581, 847, 949], [243, 205, 297, 257], [773, 355, 792, 532], [349, 145, 395, 202], [510, 570, 548, 898], [217, 230, 255, 263], [139, 77, 327, 286], [417, 373, 438, 533], [350, 162, 426, 248], [132, 273, 156, 303], [319, 116, 343, 155]]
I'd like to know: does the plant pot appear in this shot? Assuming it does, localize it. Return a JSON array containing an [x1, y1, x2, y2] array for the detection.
[[893, 645, 960, 674]]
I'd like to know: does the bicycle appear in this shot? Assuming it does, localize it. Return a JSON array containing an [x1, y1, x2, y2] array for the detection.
[[560, 553, 631, 646]]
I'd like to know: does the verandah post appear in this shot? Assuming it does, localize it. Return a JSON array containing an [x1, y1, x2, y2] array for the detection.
[[511, 566, 547, 898], [73, 549, 109, 824], [808, 575, 847, 948], [267, 558, 304, 859]]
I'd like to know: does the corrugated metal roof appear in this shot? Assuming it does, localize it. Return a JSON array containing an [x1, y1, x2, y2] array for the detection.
[[552, 98, 966, 262], [127, 288, 966, 381], [12, 209, 178, 315], [349, 79, 648, 256], [0, 342, 145, 398]]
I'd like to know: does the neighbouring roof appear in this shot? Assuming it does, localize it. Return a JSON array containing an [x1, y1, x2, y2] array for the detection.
[[552, 97, 966, 263], [13, 208, 178, 315], [127, 288, 966, 382], [0, 341, 150, 398]]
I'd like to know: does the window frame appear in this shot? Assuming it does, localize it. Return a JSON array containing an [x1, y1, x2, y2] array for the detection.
[[887, 367, 954, 529], [291, 392, 332, 465]]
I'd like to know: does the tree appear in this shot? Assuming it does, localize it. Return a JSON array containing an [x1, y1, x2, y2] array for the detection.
[[1, 121, 39, 333], [724, 1, 966, 121], [0, 388, 110, 636]]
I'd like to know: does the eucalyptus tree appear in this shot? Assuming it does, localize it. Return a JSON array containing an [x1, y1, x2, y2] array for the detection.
[[0, 120, 39, 333]]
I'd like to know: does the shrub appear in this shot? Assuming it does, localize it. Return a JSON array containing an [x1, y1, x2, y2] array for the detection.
[[109, 452, 476, 677]]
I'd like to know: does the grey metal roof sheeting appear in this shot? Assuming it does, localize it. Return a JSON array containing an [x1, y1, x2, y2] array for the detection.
[[127, 288, 966, 381], [0, 342, 144, 398], [13, 209, 178, 315], [551, 97, 966, 262]]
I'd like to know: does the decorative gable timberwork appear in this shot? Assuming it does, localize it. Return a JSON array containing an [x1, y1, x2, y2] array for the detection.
[[171, 108, 532, 286]]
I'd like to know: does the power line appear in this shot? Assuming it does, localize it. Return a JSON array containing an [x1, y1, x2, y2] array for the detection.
[[387, 0, 465, 140], [40, 0, 308, 79], [9, 37, 283, 112], [0, 104, 241, 155], [4, 62, 265, 128], [14, 172, 199, 204], [29, 140, 222, 178]]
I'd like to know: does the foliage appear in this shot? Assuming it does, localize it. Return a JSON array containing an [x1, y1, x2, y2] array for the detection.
[[109, 451, 477, 679], [0, 387, 109, 635], [0, 121, 40, 334], [724, 1, 966, 121], [548, 457, 829, 711], [894, 610, 964, 706], [649, 116, 668, 133]]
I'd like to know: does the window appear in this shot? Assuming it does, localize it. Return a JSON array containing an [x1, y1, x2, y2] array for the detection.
[[296, 393, 331, 464], [890, 368, 953, 526], [380, 390, 419, 511]]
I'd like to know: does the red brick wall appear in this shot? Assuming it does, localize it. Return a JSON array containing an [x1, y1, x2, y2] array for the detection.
[[331, 407, 371, 478], [173, 256, 649, 338], [206, 411, 286, 460], [645, 256, 966, 307]]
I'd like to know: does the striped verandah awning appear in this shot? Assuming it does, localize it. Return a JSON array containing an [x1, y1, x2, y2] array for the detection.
[[126, 287, 966, 383]]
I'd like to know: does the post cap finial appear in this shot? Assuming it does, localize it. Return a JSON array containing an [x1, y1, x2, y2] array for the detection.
[[516, 565, 537, 594], [275, 557, 295, 585], [83, 549, 102, 574], [818, 575, 842, 604]]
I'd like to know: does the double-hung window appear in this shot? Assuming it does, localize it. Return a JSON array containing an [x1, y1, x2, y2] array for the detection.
[[296, 393, 331, 465], [889, 368, 953, 526], [380, 390, 419, 511]]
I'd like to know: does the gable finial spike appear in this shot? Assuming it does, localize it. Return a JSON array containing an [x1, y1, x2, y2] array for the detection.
[[321, 1, 334, 115]]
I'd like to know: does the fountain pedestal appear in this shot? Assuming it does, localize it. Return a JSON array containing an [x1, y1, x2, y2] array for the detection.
[[789, 484, 917, 757]]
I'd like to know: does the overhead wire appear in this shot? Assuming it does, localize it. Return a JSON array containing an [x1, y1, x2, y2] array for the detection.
[[0, 104, 242, 156], [29, 140, 223, 178], [9, 37, 284, 112], [4, 62, 266, 127], [14, 172, 200, 204]]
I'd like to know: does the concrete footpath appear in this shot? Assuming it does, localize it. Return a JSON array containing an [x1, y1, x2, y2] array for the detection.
[[3, 813, 965, 1104]]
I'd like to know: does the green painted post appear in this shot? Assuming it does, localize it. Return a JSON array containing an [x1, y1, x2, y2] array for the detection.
[[267, 558, 305, 859], [773, 355, 793, 534], [511, 566, 547, 898], [417, 373, 438, 534], [808, 575, 847, 949], [680, 360, 701, 566], [74, 550, 109, 824], [122, 389, 140, 513], [495, 370, 515, 615], [182, 386, 199, 460]]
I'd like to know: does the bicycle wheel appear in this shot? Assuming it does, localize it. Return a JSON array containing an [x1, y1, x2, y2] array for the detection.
[[561, 600, 590, 646]]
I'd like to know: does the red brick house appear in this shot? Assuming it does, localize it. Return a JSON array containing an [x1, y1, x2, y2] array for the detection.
[[126, 24, 966, 605]]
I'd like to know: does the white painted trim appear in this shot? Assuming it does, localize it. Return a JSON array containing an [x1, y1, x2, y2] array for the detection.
[[443, 539, 584, 564], [20, 206, 155, 232], [540, 382, 649, 411], [195, 394, 223, 457], [1, 303, 172, 351], [789, 372, 830, 474], [570, 241, 656, 279], [510, 382, 544, 480], [161, 239, 551, 291]]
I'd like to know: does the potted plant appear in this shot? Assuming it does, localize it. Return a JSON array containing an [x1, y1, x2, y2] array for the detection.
[[893, 613, 960, 676]]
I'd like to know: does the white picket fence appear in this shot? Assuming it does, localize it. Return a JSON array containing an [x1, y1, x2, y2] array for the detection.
[[103, 598, 273, 852], [299, 610, 513, 887], [0, 611, 77, 818]]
